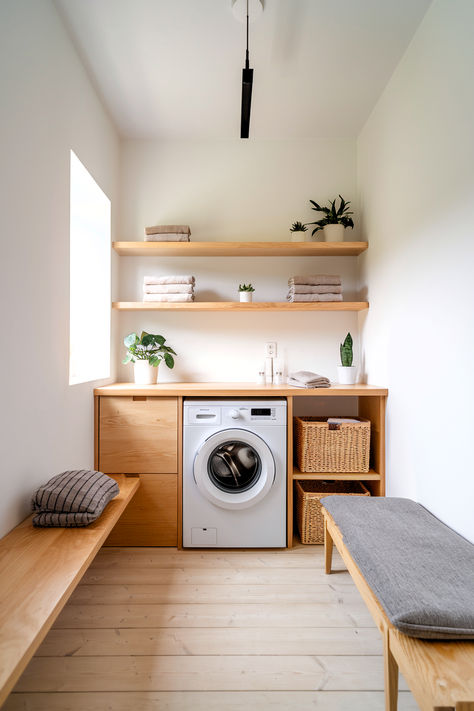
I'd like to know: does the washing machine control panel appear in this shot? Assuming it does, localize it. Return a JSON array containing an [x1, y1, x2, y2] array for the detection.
[[186, 400, 287, 426], [222, 406, 278, 424]]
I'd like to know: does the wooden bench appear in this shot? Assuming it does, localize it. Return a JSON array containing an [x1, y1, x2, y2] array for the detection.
[[0, 474, 139, 707], [323, 508, 474, 711]]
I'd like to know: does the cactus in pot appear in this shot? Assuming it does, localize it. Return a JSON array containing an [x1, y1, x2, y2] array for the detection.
[[337, 332, 356, 384]]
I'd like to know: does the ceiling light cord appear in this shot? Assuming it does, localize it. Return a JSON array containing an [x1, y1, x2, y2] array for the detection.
[[245, 0, 249, 69]]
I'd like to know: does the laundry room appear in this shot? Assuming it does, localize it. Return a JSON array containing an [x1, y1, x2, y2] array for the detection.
[[1, 1, 474, 710]]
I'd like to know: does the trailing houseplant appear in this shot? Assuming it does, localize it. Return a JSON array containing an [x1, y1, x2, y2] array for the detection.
[[123, 331, 176, 384], [238, 283, 255, 302], [289, 221, 307, 242], [307, 195, 354, 242], [337, 332, 356, 384]]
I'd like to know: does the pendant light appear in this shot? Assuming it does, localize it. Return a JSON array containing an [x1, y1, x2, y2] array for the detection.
[[240, 0, 253, 138]]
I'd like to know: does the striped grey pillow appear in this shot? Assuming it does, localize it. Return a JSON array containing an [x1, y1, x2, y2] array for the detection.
[[32, 470, 119, 527]]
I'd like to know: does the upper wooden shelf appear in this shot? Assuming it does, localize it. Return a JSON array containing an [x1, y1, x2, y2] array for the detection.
[[112, 241, 368, 257], [94, 382, 388, 397], [112, 301, 368, 312]]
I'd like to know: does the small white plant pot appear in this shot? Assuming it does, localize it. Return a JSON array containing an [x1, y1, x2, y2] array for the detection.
[[323, 224, 345, 242], [133, 360, 159, 385], [239, 292, 253, 302], [290, 232, 305, 242], [337, 366, 357, 385]]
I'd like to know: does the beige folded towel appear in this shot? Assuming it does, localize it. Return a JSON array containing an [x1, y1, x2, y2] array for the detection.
[[145, 224, 191, 236], [288, 284, 342, 294], [143, 284, 194, 294], [144, 275, 195, 285], [144, 234, 190, 242], [143, 293, 194, 302], [287, 293, 343, 302], [287, 371, 331, 388], [288, 275, 341, 286]]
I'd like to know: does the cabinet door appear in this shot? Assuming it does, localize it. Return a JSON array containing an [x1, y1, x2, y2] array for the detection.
[[99, 397, 178, 474], [104, 474, 177, 546]]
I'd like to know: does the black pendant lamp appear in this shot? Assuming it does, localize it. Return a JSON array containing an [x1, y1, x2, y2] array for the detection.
[[240, 0, 253, 138]]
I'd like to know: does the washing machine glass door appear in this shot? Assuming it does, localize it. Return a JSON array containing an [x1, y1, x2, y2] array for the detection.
[[194, 428, 275, 510]]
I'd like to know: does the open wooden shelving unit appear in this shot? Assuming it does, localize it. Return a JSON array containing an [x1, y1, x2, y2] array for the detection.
[[112, 240, 368, 257], [113, 301, 369, 312]]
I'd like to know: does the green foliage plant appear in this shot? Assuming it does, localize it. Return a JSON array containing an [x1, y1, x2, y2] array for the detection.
[[290, 221, 307, 233], [123, 331, 176, 369], [307, 195, 354, 236], [340, 332, 353, 367], [238, 283, 255, 292]]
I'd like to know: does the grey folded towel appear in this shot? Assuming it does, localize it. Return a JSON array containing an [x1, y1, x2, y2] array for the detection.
[[144, 275, 195, 285], [287, 293, 343, 302], [143, 284, 194, 294], [145, 224, 191, 235], [287, 370, 331, 388], [144, 234, 190, 242], [143, 293, 194, 302], [288, 275, 341, 286], [288, 284, 342, 294]]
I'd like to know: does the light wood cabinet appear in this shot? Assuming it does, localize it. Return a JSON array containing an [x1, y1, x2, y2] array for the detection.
[[105, 474, 177, 547], [99, 396, 177, 474]]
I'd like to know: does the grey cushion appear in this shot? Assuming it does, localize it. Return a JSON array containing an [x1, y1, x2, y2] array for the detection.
[[320, 496, 474, 640], [32, 470, 119, 527]]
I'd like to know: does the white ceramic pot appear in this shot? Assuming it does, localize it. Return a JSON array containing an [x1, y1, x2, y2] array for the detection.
[[290, 232, 305, 242], [323, 224, 345, 242], [133, 360, 159, 385], [239, 291, 253, 302], [337, 366, 357, 385]]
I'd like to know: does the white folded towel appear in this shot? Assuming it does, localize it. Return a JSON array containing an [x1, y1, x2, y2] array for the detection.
[[287, 293, 343, 302], [287, 371, 331, 388], [144, 275, 195, 285], [288, 284, 342, 294], [145, 224, 191, 236], [288, 275, 341, 286], [143, 284, 194, 294], [144, 234, 190, 242], [143, 293, 194, 302]]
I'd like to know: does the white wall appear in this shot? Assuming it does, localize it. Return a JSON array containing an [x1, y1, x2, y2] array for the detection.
[[118, 139, 360, 383], [357, 0, 474, 541], [0, 0, 119, 536]]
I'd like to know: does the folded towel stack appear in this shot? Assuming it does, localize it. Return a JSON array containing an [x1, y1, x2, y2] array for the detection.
[[144, 225, 191, 242], [287, 275, 343, 302], [143, 275, 195, 302], [287, 370, 331, 388]]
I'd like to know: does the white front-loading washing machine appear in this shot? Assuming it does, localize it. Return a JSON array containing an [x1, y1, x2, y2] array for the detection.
[[183, 399, 287, 548]]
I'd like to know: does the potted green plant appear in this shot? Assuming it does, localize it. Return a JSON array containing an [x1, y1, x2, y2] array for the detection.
[[289, 221, 307, 243], [337, 332, 356, 384], [238, 283, 255, 302], [307, 195, 354, 242], [123, 331, 176, 385]]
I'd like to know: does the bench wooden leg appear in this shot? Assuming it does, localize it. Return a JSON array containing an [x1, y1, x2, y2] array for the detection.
[[324, 518, 334, 574], [384, 628, 399, 711]]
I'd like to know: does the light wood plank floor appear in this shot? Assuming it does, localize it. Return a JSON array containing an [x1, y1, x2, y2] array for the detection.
[[5, 544, 419, 710]]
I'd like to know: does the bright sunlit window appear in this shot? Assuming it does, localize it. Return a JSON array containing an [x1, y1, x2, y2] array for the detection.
[[69, 150, 111, 385]]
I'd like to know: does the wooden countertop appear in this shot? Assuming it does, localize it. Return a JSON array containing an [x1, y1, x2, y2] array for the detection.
[[94, 382, 388, 397]]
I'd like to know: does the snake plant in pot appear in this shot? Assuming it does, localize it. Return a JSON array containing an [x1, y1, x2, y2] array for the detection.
[[337, 332, 357, 384], [123, 331, 176, 384], [307, 195, 354, 242]]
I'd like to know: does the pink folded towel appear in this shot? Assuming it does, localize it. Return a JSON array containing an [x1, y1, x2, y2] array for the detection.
[[143, 284, 194, 294], [144, 275, 195, 285], [288, 275, 341, 286], [143, 293, 194, 302], [287, 293, 343, 302], [145, 224, 191, 236], [288, 284, 342, 294]]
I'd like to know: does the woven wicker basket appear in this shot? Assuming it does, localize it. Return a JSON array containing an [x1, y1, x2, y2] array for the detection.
[[294, 416, 371, 473], [295, 480, 370, 544]]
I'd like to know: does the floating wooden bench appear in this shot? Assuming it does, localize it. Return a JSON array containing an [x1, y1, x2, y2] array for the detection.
[[322, 497, 474, 711], [0, 474, 139, 707]]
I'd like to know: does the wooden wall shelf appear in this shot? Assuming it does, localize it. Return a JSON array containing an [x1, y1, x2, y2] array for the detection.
[[293, 467, 381, 481], [112, 241, 368, 257], [112, 301, 369, 312]]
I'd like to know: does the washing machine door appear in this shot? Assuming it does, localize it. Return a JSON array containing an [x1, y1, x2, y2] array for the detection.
[[193, 428, 275, 510]]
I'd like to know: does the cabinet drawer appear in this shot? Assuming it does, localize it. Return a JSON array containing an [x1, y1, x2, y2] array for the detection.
[[105, 474, 177, 546], [99, 397, 178, 473]]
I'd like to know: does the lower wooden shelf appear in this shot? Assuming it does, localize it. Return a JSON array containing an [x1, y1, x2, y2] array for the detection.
[[293, 467, 381, 481]]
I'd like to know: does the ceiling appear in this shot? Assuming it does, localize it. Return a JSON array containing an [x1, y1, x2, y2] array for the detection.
[[54, 0, 431, 140]]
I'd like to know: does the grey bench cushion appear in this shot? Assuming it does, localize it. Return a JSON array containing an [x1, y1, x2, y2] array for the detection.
[[321, 496, 474, 640]]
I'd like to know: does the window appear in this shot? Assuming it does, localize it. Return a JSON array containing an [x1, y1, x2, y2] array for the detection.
[[69, 151, 111, 385]]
